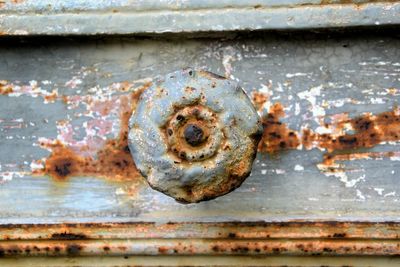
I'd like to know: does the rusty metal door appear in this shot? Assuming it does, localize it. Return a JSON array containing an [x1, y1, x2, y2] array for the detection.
[[0, 1, 400, 266]]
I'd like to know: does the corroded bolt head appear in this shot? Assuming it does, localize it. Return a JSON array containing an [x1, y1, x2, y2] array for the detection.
[[184, 124, 205, 147], [128, 68, 263, 203]]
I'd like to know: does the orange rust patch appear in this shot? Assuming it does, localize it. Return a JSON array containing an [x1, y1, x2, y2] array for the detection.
[[258, 103, 400, 155], [319, 151, 399, 170], [386, 88, 399, 96], [258, 103, 301, 153], [0, 81, 13, 95], [320, 0, 353, 4], [251, 91, 268, 112], [257, 101, 400, 170], [119, 81, 134, 92], [41, 144, 82, 180], [36, 87, 148, 181], [303, 109, 400, 153], [162, 104, 217, 164], [21, 75, 400, 181], [158, 246, 169, 253], [44, 90, 58, 103]]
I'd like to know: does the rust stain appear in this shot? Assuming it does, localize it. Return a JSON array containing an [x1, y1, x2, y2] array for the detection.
[[303, 109, 400, 152], [318, 151, 400, 172], [258, 104, 400, 154], [34, 86, 149, 181], [258, 101, 400, 167], [50, 232, 88, 240], [258, 102, 300, 153], [2, 74, 399, 185], [0, 81, 13, 95], [66, 244, 82, 256], [387, 88, 399, 96], [251, 91, 268, 112], [1, 221, 400, 242], [0, 80, 59, 103], [0, 221, 400, 257], [1, 239, 393, 257], [162, 105, 216, 163], [43, 90, 58, 103]]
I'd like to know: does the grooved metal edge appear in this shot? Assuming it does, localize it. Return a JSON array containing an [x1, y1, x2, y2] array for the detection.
[[0, 221, 399, 257], [0, 2, 398, 35]]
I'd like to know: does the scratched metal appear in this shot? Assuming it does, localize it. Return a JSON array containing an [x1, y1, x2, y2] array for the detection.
[[0, 1, 399, 35], [0, 31, 399, 223]]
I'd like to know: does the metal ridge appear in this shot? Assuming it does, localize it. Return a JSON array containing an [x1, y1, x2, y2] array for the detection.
[[0, 2, 399, 35], [0, 1, 398, 13], [0, 221, 399, 257]]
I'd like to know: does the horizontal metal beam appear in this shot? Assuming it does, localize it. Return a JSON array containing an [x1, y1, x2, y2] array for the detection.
[[0, 1, 398, 35], [0, 221, 399, 257], [1, 256, 400, 267], [1, 221, 400, 240]]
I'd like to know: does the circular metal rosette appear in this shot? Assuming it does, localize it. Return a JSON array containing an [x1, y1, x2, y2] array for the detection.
[[128, 68, 263, 203]]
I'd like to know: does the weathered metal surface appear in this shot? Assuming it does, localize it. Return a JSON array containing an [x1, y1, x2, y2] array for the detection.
[[1, 221, 399, 240], [129, 68, 262, 203], [2, 256, 400, 267], [0, 31, 399, 223], [0, 28, 399, 265], [0, 222, 399, 257], [0, 1, 399, 35]]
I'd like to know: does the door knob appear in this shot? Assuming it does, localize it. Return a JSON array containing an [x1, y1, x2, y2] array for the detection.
[[128, 68, 262, 203]]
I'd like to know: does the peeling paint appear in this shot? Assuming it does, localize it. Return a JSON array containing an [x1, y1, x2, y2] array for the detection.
[[253, 83, 400, 195], [2, 73, 399, 199], [35, 85, 150, 183]]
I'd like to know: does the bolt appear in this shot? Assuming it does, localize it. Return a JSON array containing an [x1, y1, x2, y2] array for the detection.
[[184, 124, 204, 147]]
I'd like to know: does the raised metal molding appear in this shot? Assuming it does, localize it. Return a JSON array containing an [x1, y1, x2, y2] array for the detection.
[[0, 1, 399, 35], [0, 221, 399, 257]]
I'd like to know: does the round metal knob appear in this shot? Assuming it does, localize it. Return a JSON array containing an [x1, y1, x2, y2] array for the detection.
[[128, 68, 263, 203]]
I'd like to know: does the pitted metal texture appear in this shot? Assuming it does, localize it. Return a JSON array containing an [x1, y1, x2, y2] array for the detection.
[[128, 68, 263, 203]]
